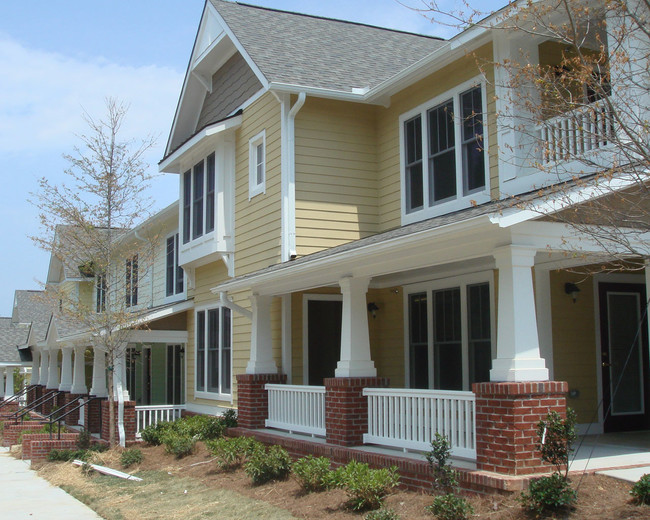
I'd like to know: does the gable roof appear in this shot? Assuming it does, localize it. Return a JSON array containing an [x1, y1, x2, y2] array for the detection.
[[210, 0, 445, 94], [0, 317, 30, 363], [11, 290, 51, 345]]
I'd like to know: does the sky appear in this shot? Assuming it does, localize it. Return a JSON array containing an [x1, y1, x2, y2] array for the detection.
[[0, 0, 504, 316]]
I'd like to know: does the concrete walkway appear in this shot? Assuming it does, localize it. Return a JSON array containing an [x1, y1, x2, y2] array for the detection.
[[0, 448, 103, 520]]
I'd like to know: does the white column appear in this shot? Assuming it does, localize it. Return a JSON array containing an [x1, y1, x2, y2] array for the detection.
[[59, 346, 73, 392], [113, 343, 128, 447], [0, 368, 5, 399], [4, 368, 14, 399], [335, 276, 377, 377], [39, 349, 49, 386], [46, 347, 60, 389], [490, 246, 549, 381], [535, 268, 555, 380], [30, 349, 40, 385], [71, 345, 88, 395], [246, 294, 278, 374], [89, 348, 108, 397]]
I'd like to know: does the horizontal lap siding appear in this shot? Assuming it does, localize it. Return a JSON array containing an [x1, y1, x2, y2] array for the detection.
[[295, 98, 378, 257]]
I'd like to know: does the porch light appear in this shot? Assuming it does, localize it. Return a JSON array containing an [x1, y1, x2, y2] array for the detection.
[[367, 302, 379, 319], [564, 282, 580, 303]]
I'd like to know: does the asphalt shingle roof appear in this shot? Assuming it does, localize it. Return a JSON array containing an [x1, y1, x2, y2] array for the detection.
[[12, 290, 51, 344], [0, 318, 29, 363], [210, 0, 446, 93]]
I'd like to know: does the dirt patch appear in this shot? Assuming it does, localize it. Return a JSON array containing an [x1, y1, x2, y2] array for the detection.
[[38, 443, 647, 520]]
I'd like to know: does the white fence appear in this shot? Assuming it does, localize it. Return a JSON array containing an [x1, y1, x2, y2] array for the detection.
[[78, 398, 85, 427], [265, 384, 326, 437], [363, 388, 476, 460], [541, 100, 615, 163], [135, 404, 186, 438]]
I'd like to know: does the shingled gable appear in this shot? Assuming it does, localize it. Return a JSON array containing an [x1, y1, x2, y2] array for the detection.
[[165, 0, 445, 155]]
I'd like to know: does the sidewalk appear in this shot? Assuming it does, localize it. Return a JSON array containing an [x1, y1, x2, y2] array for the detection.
[[0, 448, 103, 520]]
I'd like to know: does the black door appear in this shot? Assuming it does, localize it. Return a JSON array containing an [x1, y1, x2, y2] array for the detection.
[[307, 299, 342, 385], [599, 282, 650, 432]]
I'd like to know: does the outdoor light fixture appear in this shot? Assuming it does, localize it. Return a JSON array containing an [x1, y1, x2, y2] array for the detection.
[[564, 282, 581, 303], [367, 302, 379, 319]]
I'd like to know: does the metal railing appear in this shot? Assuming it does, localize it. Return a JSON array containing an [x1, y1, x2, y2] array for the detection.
[[9, 390, 62, 424], [0, 385, 32, 411], [44, 396, 103, 440], [265, 384, 326, 437]]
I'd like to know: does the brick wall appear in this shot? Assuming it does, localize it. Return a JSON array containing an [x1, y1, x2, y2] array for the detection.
[[84, 397, 106, 433], [62, 393, 87, 426], [22, 433, 79, 461], [100, 400, 136, 443], [236, 374, 287, 429], [29, 438, 80, 464], [324, 377, 389, 446], [1, 421, 49, 447], [40, 390, 59, 416], [473, 381, 568, 476]]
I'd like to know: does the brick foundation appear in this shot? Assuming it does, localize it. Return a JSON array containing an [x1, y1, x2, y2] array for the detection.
[[236, 373, 287, 429], [40, 389, 59, 416], [22, 433, 79, 461], [473, 381, 568, 476], [324, 377, 389, 446], [100, 400, 136, 443], [84, 396, 106, 433], [1, 421, 49, 447], [61, 393, 87, 426]]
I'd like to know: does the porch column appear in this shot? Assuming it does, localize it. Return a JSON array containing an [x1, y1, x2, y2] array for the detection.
[[490, 245, 549, 381], [39, 349, 49, 386], [4, 367, 14, 399], [30, 349, 40, 386], [59, 346, 73, 392], [70, 345, 88, 395], [89, 348, 108, 398], [335, 276, 376, 377], [46, 347, 60, 389], [0, 368, 5, 399], [246, 294, 278, 374]]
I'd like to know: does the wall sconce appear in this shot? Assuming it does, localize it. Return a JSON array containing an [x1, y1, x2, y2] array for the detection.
[[367, 302, 379, 319], [564, 282, 580, 303]]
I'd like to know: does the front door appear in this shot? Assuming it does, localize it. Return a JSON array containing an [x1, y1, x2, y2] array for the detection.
[[307, 298, 342, 385], [599, 282, 650, 432], [166, 344, 184, 405]]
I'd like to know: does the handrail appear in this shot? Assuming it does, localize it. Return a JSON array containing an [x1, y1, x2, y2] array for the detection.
[[0, 385, 33, 410], [48, 396, 102, 440], [10, 390, 62, 423]]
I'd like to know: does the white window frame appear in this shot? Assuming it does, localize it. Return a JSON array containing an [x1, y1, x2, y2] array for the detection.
[[403, 271, 496, 391], [399, 76, 490, 225], [181, 152, 217, 245], [194, 304, 233, 401], [95, 273, 107, 313], [164, 232, 185, 302], [125, 254, 138, 308], [248, 130, 266, 199]]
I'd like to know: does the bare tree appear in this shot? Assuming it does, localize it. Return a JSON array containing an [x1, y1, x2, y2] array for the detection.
[[31, 98, 157, 446]]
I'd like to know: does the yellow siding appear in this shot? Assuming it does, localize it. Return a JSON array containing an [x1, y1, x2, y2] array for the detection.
[[234, 92, 283, 275], [295, 97, 378, 257]]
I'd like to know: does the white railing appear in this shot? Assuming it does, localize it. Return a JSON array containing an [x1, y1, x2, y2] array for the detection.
[[135, 404, 186, 438], [265, 384, 326, 437], [363, 388, 476, 460], [78, 398, 85, 426], [541, 99, 615, 163]]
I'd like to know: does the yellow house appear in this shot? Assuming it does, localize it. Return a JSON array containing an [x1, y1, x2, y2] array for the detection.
[[156, 0, 649, 481]]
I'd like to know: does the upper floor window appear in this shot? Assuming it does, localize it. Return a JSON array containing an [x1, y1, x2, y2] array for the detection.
[[166, 233, 184, 297], [95, 273, 106, 313], [401, 80, 488, 223], [125, 254, 138, 307], [182, 152, 216, 244], [195, 305, 232, 398], [248, 130, 265, 199]]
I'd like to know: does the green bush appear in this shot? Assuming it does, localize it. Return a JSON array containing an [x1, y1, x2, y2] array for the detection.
[[329, 460, 400, 511], [120, 448, 143, 468], [76, 429, 92, 450], [520, 473, 577, 516], [140, 415, 228, 446], [292, 455, 332, 492], [47, 449, 90, 462], [163, 432, 197, 459], [426, 494, 474, 520], [207, 436, 261, 471], [630, 473, 650, 505], [220, 408, 238, 428], [425, 433, 459, 493], [245, 444, 291, 485], [140, 421, 173, 446], [365, 507, 400, 520], [535, 409, 577, 477]]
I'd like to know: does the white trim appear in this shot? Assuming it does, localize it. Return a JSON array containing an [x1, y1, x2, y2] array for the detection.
[[230, 87, 266, 117], [194, 303, 233, 402], [534, 268, 554, 380], [302, 294, 342, 385], [399, 76, 490, 226], [163, 231, 187, 305], [248, 129, 266, 199], [184, 401, 233, 416], [127, 330, 189, 343], [281, 294, 292, 384]]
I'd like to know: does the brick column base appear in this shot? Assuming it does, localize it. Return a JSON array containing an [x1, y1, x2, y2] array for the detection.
[[84, 396, 106, 434], [236, 373, 287, 429], [63, 393, 87, 426], [55, 391, 69, 412], [324, 377, 390, 447], [26, 385, 40, 407], [473, 381, 568, 476], [40, 390, 58, 416], [101, 400, 136, 443]]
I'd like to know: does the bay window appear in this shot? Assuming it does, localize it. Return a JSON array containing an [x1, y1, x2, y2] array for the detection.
[[165, 233, 184, 298], [182, 152, 216, 244], [125, 254, 138, 308], [196, 306, 232, 398]]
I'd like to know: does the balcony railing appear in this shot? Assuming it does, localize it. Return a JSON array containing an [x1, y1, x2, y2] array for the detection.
[[541, 99, 615, 164], [265, 384, 326, 437], [363, 388, 476, 460], [135, 404, 186, 438]]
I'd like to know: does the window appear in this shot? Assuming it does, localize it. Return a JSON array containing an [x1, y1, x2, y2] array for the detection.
[[181, 154, 217, 244], [165, 233, 184, 297], [402, 81, 488, 221], [125, 254, 138, 307], [406, 275, 493, 390], [195, 306, 231, 397], [95, 273, 107, 313], [248, 130, 265, 198]]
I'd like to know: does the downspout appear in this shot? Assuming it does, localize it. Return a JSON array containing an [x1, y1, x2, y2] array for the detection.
[[285, 92, 306, 260]]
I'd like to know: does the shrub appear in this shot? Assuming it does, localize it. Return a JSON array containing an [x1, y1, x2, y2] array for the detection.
[[47, 449, 89, 462], [245, 444, 291, 485], [535, 409, 577, 477], [426, 494, 474, 520], [365, 507, 400, 520], [329, 460, 400, 511], [520, 473, 577, 516], [292, 455, 332, 493], [425, 433, 459, 493], [120, 448, 143, 468], [630, 473, 650, 505], [163, 432, 197, 459], [76, 429, 92, 450], [207, 436, 261, 471], [220, 408, 238, 428], [141, 415, 227, 446], [140, 421, 173, 446]]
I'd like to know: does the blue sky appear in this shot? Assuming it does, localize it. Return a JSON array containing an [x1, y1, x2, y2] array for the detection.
[[0, 0, 504, 315]]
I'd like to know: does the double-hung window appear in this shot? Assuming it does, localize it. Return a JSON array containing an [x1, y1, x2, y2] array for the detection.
[[195, 306, 232, 398], [248, 130, 266, 198], [401, 80, 488, 222], [95, 273, 107, 313], [125, 254, 138, 308], [182, 152, 216, 244], [165, 233, 184, 297]]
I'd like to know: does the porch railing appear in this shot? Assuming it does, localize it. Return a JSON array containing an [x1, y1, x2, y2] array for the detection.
[[135, 404, 186, 438], [363, 388, 476, 460], [541, 99, 615, 163], [265, 384, 326, 437]]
